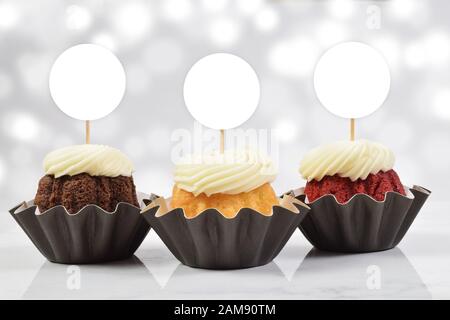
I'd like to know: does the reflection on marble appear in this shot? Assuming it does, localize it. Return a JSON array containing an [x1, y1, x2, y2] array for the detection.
[[158, 262, 289, 300], [145, 247, 429, 300], [289, 248, 431, 299], [18, 239, 431, 300], [23, 256, 159, 299], [1, 206, 448, 300]]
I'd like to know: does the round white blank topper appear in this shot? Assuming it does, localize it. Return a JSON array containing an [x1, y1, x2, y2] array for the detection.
[[49, 44, 126, 121], [314, 42, 391, 119], [183, 53, 260, 130]]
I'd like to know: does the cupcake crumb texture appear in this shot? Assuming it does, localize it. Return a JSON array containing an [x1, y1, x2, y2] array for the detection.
[[171, 183, 278, 218], [304, 169, 406, 203], [35, 173, 139, 214]]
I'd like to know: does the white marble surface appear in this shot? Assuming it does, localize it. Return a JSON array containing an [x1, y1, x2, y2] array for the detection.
[[1, 201, 449, 300]]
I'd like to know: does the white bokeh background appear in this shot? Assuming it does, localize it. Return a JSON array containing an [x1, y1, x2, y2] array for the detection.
[[0, 0, 449, 234]]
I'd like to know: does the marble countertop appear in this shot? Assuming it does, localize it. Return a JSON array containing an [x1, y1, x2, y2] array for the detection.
[[1, 201, 449, 300]]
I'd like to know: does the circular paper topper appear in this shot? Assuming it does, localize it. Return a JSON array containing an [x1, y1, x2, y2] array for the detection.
[[183, 53, 260, 130], [49, 44, 126, 121], [314, 42, 391, 119]]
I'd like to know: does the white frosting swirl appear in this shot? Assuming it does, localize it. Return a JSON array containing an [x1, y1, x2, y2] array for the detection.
[[44, 145, 134, 178], [174, 149, 277, 196], [299, 139, 395, 182]]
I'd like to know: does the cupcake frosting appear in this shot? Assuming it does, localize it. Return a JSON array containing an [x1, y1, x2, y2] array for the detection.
[[44, 144, 134, 178], [299, 139, 395, 182], [174, 149, 277, 196]]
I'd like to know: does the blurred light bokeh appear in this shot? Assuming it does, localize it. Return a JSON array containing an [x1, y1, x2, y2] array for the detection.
[[1, 0, 449, 232]]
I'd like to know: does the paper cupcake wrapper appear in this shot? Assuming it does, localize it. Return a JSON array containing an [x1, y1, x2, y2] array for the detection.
[[9, 193, 151, 264], [141, 195, 310, 270], [289, 185, 430, 253]]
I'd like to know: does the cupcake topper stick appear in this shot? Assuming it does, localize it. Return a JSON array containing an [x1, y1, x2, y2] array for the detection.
[[350, 118, 355, 141], [184, 53, 260, 153], [49, 44, 126, 145], [220, 129, 225, 153], [313, 42, 391, 141], [85, 120, 91, 144]]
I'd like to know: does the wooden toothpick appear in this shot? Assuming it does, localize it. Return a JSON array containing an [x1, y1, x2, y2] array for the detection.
[[350, 118, 355, 141], [220, 129, 225, 154], [85, 120, 91, 144]]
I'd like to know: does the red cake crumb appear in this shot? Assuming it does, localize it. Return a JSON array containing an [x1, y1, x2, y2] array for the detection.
[[304, 169, 406, 203]]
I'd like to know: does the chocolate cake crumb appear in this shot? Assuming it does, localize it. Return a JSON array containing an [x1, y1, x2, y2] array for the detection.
[[34, 174, 139, 214]]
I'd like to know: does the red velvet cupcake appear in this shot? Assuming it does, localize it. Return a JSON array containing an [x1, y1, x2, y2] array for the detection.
[[300, 139, 406, 203], [294, 139, 430, 253], [304, 170, 405, 203]]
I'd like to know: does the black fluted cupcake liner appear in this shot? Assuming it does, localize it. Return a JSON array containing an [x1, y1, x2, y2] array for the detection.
[[289, 185, 430, 253], [9, 193, 151, 264], [141, 195, 310, 270]]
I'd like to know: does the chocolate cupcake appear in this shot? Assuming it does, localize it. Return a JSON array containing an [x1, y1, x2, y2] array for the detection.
[[35, 174, 138, 214], [292, 139, 430, 253], [35, 145, 139, 213], [10, 145, 150, 264], [142, 149, 309, 269]]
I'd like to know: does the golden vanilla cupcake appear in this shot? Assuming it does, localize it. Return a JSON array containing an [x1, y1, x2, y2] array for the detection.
[[141, 148, 309, 269], [172, 149, 278, 218]]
